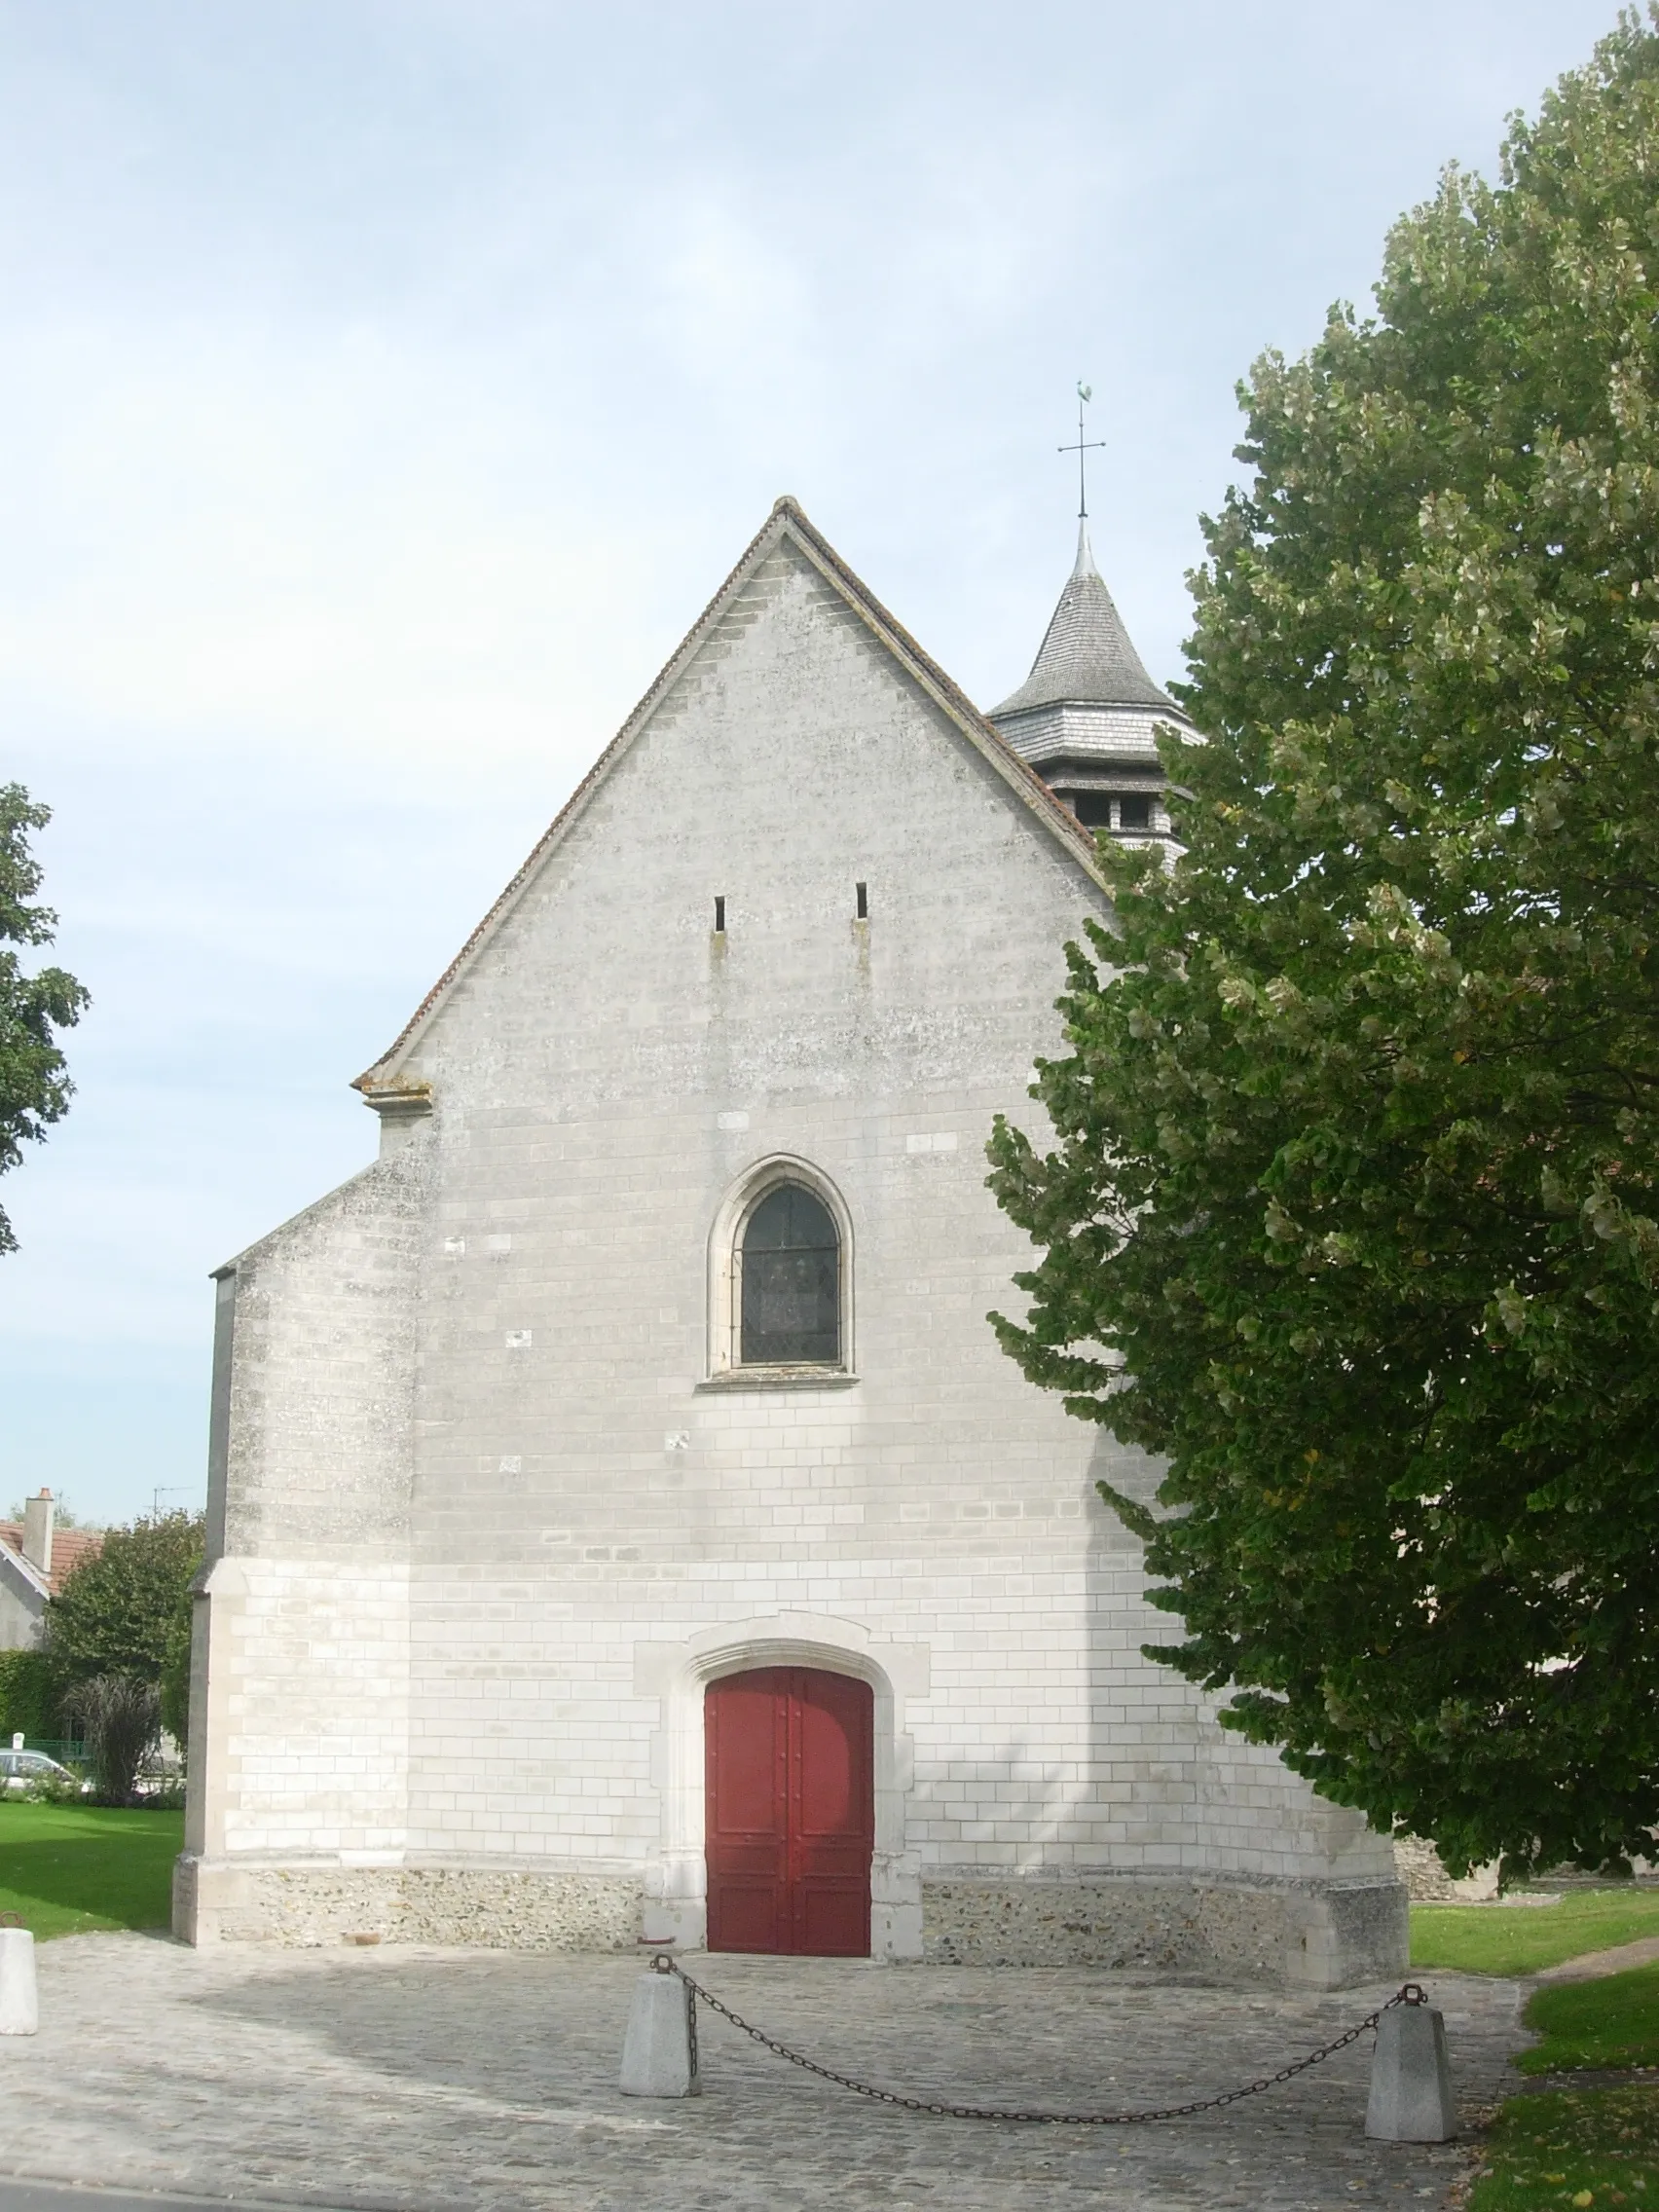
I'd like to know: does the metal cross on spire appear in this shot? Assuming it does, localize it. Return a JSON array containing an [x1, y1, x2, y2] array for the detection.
[[1057, 381, 1106, 520]]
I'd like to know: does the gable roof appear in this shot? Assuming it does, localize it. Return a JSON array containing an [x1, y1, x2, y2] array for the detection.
[[0, 1524, 104, 1600], [354, 496, 1105, 1097], [991, 520, 1178, 721]]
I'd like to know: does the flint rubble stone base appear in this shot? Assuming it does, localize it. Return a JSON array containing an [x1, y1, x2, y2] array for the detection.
[[178, 1855, 1406, 1987], [178, 1858, 641, 1952], [921, 1872, 1408, 1989]]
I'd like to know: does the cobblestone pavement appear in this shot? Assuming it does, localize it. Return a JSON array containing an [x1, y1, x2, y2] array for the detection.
[[0, 1936, 1530, 2212]]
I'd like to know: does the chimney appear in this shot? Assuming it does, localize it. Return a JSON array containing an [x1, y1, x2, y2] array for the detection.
[[21, 1490, 54, 1579]]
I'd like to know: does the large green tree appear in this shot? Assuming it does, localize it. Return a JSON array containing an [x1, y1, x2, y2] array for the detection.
[[48, 1512, 205, 1691], [988, 15, 1659, 1878], [0, 783, 88, 1253]]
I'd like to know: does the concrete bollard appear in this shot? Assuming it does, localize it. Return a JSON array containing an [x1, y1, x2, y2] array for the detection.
[[1366, 1997, 1456, 2141], [619, 1967, 699, 2098], [0, 1927, 38, 2037]]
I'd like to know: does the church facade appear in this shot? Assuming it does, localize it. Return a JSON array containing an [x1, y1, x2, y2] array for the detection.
[[175, 498, 1407, 1985]]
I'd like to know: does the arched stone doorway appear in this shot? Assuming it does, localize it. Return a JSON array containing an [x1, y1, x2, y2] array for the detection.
[[704, 1667, 874, 1956]]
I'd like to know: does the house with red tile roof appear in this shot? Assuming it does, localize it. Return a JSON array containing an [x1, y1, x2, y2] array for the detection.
[[0, 1491, 104, 1650]]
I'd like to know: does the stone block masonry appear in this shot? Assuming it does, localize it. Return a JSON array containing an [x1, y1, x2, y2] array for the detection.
[[181, 503, 1409, 1988]]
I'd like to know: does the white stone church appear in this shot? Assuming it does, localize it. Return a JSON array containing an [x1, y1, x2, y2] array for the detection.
[[175, 498, 1406, 1985]]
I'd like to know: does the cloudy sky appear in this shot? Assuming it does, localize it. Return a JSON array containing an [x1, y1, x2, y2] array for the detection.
[[0, 0, 1621, 1527]]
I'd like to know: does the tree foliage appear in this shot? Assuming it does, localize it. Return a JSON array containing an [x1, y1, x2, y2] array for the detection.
[[988, 15, 1659, 1878], [48, 1513, 205, 1691], [0, 1647, 55, 1741], [158, 1594, 194, 1752], [0, 783, 89, 1255]]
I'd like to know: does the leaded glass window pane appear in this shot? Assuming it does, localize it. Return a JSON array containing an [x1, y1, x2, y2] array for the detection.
[[740, 1185, 840, 1364]]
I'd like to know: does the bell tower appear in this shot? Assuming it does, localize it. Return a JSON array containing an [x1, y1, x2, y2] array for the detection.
[[987, 518, 1192, 841]]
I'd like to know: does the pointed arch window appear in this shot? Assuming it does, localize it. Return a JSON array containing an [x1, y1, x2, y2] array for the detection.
[[740, 1184, 840, 1366], [704, 1157, 856, 1387]]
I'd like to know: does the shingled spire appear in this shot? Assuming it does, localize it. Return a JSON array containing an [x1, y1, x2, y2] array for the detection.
[[988, 519, 1192, 842], [993, 520, 1175, 719]]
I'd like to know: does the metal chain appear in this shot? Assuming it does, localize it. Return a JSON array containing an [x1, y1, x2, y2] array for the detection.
[[650, 1956, 1425, 2126]]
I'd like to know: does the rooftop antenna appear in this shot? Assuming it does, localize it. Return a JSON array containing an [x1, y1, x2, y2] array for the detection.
[[1057, 381, 1105, 520]]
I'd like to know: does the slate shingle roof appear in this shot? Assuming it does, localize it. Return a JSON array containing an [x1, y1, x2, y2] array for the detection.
[[991, 521, 1177, 721]]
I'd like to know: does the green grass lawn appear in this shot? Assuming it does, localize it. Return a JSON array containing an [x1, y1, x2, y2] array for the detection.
[[0, 1799, 182, 1938], [1412, 1892, 1659, 1977], [1517, 1966, 1659, 2077], [1470, 2084, 1659, 2209], [1464, 1965, 1659, 2206]]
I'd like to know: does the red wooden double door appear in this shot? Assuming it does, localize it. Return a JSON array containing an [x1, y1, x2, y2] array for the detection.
[[705, 1667, 874, 1957]]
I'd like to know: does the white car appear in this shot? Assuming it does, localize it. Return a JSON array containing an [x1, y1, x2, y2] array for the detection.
[[0, 1749, 89, 1793]]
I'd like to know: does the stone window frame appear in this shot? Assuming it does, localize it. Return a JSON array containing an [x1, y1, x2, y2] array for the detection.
[[699, 1154, 857, 1390]]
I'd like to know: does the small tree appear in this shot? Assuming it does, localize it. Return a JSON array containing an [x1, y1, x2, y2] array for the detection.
[[47, 1511, 204, 1690], [988, 17, 1659, 1878], [64, 1675, 161, 1805], [0, 782, 89, 1255]]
